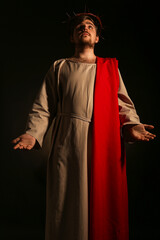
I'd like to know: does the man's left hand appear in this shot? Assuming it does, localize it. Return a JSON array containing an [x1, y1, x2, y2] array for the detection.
[[122, 124, 156, 143]]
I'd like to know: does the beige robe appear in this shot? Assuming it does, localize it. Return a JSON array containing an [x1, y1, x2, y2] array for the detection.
[[25, 59, 140, 240]]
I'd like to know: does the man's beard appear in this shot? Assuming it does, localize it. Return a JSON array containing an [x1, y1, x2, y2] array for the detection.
[[76, 39, 95, 49]]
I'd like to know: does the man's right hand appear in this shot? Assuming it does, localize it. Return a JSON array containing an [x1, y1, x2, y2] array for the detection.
[[12, 133, 36, 150]]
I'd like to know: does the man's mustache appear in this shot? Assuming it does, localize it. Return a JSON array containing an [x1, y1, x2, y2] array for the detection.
[[79, 31, 90, 36]]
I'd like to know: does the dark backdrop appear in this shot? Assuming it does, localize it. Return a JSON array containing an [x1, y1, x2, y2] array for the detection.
[[1, 0, 159, 239]]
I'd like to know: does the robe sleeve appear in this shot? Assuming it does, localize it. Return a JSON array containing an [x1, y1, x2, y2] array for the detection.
[[25, 62, 58, 147], [118, 69, 141, 127]]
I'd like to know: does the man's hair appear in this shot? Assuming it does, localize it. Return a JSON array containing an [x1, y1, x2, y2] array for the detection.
[[67, 13, 103, 37]]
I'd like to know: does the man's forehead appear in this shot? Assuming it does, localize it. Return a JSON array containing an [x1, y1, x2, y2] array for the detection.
[[77, 19, 95, 27]]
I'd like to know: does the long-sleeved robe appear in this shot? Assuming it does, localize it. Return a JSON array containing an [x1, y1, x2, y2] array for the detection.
[[25, 58, 140, 240]]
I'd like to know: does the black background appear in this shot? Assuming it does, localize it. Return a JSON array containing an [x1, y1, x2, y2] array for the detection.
[[1, 0, 159, 239]]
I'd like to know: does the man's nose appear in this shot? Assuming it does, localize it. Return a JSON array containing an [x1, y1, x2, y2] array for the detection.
[[82, 25, 88, 31]]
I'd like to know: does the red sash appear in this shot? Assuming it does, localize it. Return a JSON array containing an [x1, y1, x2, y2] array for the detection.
[[89, 57, 129, 240]]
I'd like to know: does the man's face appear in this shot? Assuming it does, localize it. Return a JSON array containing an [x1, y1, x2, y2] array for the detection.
[[71, 19, 99, 47]]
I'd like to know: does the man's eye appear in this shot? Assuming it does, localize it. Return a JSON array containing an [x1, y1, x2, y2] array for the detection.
[[89, 25, 93, 29], [77, 25, 83, 31]]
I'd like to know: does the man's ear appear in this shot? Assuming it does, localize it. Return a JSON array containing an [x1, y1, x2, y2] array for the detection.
[[95, 35, 99, 44]]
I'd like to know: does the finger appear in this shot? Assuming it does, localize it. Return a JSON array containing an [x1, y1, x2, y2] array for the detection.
[[134, 134, 146, 141], [12, 137, 20, 144], [143, 135, 150, 141], [19, 145, 24, 149], [143, 124, 154, 129], [143, 133, 155, 141], [145, 131, 156, 138], [26, 145, 33, 150], [145, 135, 154, 140], [146, 132, 156, 138], [137, 133, 151, 142], [13, 142, 24, 150], [13, 143, 21, 149], [142, 136, 150, 141]]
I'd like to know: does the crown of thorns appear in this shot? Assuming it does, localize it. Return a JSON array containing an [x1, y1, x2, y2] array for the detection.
[[66, 12, 103, 37]]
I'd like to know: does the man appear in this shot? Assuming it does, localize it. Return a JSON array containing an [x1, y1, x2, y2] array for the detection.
[[12, 13, 156, 240]]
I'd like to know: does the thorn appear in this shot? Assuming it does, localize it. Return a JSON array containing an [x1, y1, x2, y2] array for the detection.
[[66, 12, 71, 18]]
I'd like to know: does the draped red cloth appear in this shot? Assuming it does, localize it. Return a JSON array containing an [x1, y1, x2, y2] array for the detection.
[[89, 57, 129, 240]]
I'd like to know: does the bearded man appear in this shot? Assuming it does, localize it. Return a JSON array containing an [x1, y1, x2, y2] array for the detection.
[[12, 13, 156, 240]]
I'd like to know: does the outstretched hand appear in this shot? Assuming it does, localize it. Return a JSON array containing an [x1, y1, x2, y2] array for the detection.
[[122, 124, 156, 143], [12, 133, 36, 150]]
